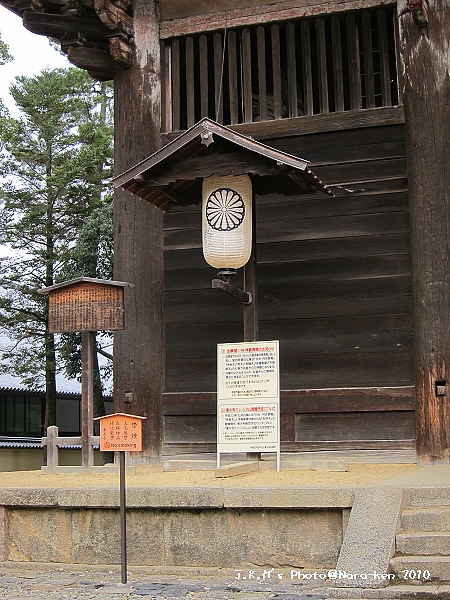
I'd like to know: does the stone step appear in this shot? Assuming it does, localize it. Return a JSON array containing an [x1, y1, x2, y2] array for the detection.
[[396, 532, 450, 556], [327, 584, 450, 599], [390, 555, 450, 583], [403, 488, 450, 508], [401, 507, 450, 532]]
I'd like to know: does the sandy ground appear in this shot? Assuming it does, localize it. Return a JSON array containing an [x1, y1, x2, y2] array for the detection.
[[0, 463, 418, 489]]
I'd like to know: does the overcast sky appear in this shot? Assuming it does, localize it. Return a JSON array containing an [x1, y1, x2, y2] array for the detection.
[[0, 8, 81, 391], [0, 6, 69, 114]]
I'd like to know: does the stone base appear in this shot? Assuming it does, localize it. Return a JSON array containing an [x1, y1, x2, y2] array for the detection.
[[0, 486, 351, 569]]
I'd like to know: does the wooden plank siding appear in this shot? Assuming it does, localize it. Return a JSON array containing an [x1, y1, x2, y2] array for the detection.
[[162, 121, 414, 453], [163, 388, 415, 453]]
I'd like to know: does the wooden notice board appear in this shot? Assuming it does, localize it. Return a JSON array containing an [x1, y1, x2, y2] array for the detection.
[[95, 413, 146, 452], [39, 278, 132, 333]]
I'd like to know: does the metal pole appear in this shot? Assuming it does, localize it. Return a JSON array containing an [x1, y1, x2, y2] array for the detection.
[[81, 330, 94, 472], [119, 451, 127, 584]]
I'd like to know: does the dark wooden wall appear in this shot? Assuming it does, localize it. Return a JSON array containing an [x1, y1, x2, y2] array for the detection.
[[163, 119, 415, 453]]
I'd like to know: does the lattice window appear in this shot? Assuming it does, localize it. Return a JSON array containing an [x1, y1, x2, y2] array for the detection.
[[162, 7, 399, 132], [0, 393, 44, 436]]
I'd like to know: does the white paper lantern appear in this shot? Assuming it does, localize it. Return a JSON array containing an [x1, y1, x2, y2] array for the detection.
[[202, 174, 252, 273]]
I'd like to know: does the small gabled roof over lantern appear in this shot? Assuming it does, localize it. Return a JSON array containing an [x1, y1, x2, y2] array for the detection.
[[113, 118, 333, 212]]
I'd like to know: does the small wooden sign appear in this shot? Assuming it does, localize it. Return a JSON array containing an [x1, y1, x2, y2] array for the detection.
[[39, 278, 133, 333], [95, 413, 146, 452]]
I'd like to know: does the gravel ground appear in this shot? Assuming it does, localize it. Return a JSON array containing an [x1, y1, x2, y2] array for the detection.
[[0, 463, 418, 490], [0, 564, 329, 600]]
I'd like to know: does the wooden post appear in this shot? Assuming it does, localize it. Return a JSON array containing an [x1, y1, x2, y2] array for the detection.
[[81, 331, 94, 471], [45, 425, 59, 474], [113, 0, 164, 461], [243, 195, 258, 343], [398, 1, 450, 464]]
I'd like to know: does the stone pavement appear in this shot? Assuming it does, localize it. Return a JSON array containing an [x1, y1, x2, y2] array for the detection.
[[0, 564, 328, 600]]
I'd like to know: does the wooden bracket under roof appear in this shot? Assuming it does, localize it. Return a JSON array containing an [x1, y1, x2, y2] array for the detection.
[[113, 118, 333, 212], [0, 0, 133, 81]]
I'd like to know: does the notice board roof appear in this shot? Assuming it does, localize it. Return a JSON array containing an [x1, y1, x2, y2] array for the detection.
[[94, 413, 147, 421], [113, 118, 333, 211], [38, 277, 134, 295]]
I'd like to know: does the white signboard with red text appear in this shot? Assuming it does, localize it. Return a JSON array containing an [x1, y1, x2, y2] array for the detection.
[[217, 340, 280, 470]]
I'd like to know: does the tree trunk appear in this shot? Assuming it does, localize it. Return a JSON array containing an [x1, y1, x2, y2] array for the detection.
[[113, 0, 164, 462], [398, 0, 450, 464]]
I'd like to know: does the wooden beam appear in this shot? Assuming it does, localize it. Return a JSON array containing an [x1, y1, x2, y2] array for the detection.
[[94, 0, 132, 30], [67, 45, 118, 74], [109, 36, 133, 67], [113, 0, 164, 461], [161, 106, 406, 145], [162, 387, 415, 416], [61, 1, 86, 18], [159, 0, 395, 38], [60, 30, 88, 51], [153, 185, 181, 205], [137, 151, 281, 185], [22, 10, 107, 40], [398, 0, 450, 465], [212, 279, 251, 304]]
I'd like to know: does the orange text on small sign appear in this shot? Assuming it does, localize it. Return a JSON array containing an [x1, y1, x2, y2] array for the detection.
[[96, 413, 144, 452]]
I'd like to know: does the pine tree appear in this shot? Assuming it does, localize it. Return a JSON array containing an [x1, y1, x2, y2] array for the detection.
[[0, 67, 113, 434], [0, 36, 11, 66]]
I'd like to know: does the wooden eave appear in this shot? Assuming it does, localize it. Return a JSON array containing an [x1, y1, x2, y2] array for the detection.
[[0, 0, 133, 81], [114, 118, 333, 211]]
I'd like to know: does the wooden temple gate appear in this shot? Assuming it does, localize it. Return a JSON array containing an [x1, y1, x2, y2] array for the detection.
[[1, 0, 448, 464]]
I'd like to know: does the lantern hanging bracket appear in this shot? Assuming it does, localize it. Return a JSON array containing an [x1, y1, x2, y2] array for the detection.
[[212, 278, 252, 304]]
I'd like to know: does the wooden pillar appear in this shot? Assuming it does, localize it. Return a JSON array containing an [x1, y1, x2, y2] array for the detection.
[[398, 1, 450, 464], [113, 0, 164, 462], [243, 196, 258, 343], [244, 195, 260, 462]]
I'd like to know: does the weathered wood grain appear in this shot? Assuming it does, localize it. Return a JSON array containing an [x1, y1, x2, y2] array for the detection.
[[398, 0, 450, 464], [162, 117, 412, 448], [162, 387, 415, 414], [160, 0, 395, 39], [113, 0, 164, 460], [296, 411, 414, 442], [161, 106, 405, 144], [377, 9, 393, 107]]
